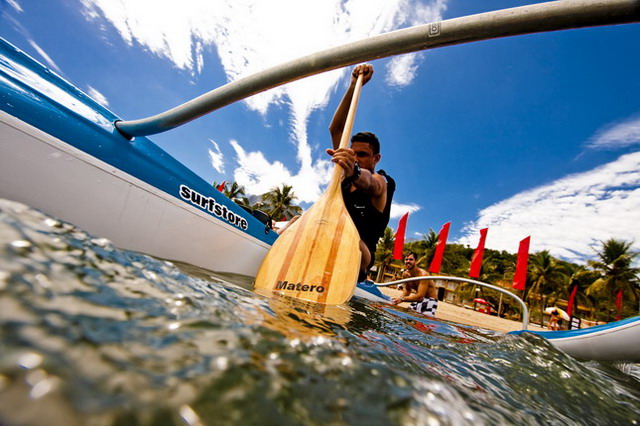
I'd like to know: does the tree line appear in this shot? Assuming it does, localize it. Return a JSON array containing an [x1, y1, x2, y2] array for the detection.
[[374, 227, 639, 323]]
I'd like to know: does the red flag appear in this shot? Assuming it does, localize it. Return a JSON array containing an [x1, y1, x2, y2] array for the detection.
[[615, 289, 623, 320], [393, 212, 409, 260], [469, 228, 488, 278], [216, 180, 227, 192], [566, 284, 578, 317], [512, 236, 530, 291], [429, 222, 451, 273]]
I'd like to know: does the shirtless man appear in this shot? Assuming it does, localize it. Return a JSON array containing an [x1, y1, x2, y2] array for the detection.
[[392, 251, 438, 317]]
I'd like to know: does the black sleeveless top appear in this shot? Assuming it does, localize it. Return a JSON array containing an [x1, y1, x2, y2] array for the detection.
[[342, 170, 395, 268]]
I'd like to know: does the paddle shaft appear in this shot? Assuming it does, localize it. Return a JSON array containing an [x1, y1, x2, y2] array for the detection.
[[328, 73, 364, 192], [253, 72, 365, 304]]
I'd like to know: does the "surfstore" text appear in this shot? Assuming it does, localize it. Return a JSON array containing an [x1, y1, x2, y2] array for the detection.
[[180, 185, 248, 230]]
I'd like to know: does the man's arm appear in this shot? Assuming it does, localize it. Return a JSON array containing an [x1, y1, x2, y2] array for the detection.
[[325, 149, 387, 211], [392, 288, 412, 305], [353, 169, 386, 196], [329, 64, 373, 149], [412, 281, 430, 301], [392, 275, 430, 305], [392, 272, 414, 305]]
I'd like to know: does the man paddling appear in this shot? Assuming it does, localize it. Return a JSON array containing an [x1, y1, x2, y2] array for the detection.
[[392, 252, 438, 317], [327, 64, 395, 281]]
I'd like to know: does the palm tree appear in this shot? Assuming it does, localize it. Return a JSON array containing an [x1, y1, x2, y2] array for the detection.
[[212, 180, 246, 199], [587, 239, 639, 319], [452, 252, 501, 309], [224, 181, 246, 200], [405, 229, 438, 269], [526, 250, 569, 324], [374, 227, 396, 281], [441, 243, 474, 277], [260, 184, 303, 221], [562, 264, 599, 319], [213, 180, 258, 212], [527, 251, 567, 300]]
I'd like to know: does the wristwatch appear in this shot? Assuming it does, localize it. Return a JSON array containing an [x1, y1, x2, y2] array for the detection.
[[343, 162, 361, 185]]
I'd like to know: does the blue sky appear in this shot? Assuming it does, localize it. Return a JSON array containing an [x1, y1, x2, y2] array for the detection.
[[2, 0, 639, 264]]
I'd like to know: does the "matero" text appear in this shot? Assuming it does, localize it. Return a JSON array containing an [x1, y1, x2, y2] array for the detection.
[[274, 280, 325, 293]]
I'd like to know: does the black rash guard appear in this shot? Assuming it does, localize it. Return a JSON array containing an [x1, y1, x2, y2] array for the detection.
[[342, 170, 395, 269]]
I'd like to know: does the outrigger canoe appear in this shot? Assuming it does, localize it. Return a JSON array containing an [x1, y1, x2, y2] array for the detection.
[[371, 276, 640, 363], [0, 38, 277, 278], [2, 1, 640, 362], [509, 316, 640, 363]]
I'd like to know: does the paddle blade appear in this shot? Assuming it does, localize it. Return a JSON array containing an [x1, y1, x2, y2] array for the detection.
[[254, 191, 361, 305]]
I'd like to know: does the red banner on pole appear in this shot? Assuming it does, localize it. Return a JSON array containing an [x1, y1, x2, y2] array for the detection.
[[429, 222, 451, 274], [393, 212, 409, 260], [469, 228, 488, 278], [512, 236, 530, 291], [615, 289, 623, 320], [216, 180, 227, 192], [566, 284, 578, 317]]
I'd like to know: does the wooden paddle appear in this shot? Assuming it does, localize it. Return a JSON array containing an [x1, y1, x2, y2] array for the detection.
[[253, 73, 365, 305]]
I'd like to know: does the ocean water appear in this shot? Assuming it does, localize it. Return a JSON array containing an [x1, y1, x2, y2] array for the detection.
[[0, 198, 639, 426]]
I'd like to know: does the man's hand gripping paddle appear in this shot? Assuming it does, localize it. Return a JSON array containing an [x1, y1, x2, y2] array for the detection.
[[253, 73, 365, 305]]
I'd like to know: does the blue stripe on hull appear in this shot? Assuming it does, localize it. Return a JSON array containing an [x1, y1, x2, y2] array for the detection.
[[508, 315, 640, 340], [0, 38, 277, 245]]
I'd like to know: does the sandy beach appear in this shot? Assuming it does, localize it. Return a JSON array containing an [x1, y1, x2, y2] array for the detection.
[[379, 287, 544, 333]]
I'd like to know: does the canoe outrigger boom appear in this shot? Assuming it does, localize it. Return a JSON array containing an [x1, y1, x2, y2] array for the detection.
[[375, 276, 530, 329], [115, 0, 640, 138]]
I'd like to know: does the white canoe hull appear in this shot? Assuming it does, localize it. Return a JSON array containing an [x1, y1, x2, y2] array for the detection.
[[509, 316, 640, 363], [0, 111, 271, 277]]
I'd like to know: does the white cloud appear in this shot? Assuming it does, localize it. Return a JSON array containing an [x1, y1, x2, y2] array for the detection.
[[383, 0, 447, 87], [390, 202, 421, 219], [229, 140, 332, 202], [80, 0, 447, 202], [386, 53, 421, 87], [80, 0, 203, 73], [207, 139, 225, 174], [27, 39, 61, 74], [86, 85, 109, 107], [7, 0, 22, 12], [457, 151, 640, 264], [586, 114, 640, 150]]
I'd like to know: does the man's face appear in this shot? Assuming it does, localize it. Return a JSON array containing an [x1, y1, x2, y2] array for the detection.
[[350, 141, 380, 172], [404, 255, 416, 270]]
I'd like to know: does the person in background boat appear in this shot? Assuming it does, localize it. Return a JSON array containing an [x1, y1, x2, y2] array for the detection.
[[365, 269, 375, 284], [392, 252, 438, 317], [548, 309, 560, 330], [328, 64, 395, 282]]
